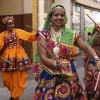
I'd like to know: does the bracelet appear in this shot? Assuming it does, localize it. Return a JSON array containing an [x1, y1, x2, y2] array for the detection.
[[54, 61, 57, 68], [93, 56, 100, 63]]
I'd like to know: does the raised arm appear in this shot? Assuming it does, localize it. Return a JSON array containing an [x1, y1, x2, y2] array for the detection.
[[75, 37, 97, 58], [75, 37, 100, 69], [17, 29, 38, 42], [90, 24, 100, 47]]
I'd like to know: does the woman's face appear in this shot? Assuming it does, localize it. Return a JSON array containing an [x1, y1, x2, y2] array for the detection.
[[50, 8, 65, 28]]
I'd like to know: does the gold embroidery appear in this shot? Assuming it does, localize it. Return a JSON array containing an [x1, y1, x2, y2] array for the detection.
[[67, 73, 78, 81], [87, 64, 98, 71], [55, 82, 70, 98], [44, 89, 54, 100], [33, 90, 42, 100], [94, 71, 100, 81], [42, 59, 73, 76], [38, 78, 56, 88], [85, 71, 93, 81]]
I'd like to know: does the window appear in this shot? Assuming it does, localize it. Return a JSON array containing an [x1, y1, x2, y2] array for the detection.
[[72, 5, 81, 31], [85, 8, 100, 30]]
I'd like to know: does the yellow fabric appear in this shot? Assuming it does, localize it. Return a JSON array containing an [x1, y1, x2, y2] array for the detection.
[[17, 29, 37, 42], [0, 28, 37, 98], [0, 33, 4, 50], [0, 29, 37, 59], [2, 70, 28, 98]]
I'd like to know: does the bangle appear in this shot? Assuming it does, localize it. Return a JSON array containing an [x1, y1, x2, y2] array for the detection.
[[54, 61, 57, 68], [93, 56, 100, 63]]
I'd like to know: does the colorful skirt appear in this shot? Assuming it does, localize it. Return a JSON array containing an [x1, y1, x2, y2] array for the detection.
[[33, 61, 87, 100], [84, 59, 100, 100]]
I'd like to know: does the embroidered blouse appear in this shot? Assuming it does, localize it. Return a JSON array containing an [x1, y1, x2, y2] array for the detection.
[[33, 28, 79, 77], [0, 29, 37, 71]]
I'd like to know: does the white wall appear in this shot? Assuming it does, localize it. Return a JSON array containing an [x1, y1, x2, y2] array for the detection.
[[38, 0, 44, 30], [55, 0, 71, 28]]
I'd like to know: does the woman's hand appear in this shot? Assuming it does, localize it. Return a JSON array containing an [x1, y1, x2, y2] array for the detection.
[[95, 23, 100, 32], [56, 60, 63, 70]]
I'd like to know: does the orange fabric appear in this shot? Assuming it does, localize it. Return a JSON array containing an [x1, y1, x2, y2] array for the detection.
[[17, 29, 37, 42], [0, 33, 4, 50], [2, 70, 28, 98], [0, 29, 37, 71], [72, 45, 78, 55], [0, 29, 37, 98], [65, 27, 78, 55], [67, 45, 78, 61], [0, 29, 37, 59]]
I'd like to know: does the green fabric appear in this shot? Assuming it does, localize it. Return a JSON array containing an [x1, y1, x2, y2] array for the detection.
[[53, 28, 75, 45], [34, 28, 77, 63], [88, 34, 96, 47], [43, 3, 68, 29], [85, 25, 94, 34], [61, 28, 75, 45], [34, 50, 41, 62]]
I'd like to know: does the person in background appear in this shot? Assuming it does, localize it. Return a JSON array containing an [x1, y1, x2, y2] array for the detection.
[[0, 16, 39, 100], [32, 3, 100, 100], [87, 32, 92, 42], [82, 23, 100, 100]]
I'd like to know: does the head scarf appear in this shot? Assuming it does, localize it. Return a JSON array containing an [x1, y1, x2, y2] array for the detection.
[[2, 16, 14, 24], [43, 3, 68, 29]]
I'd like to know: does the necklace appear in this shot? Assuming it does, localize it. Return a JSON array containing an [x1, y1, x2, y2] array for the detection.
[[51, 27, 62, 58]]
